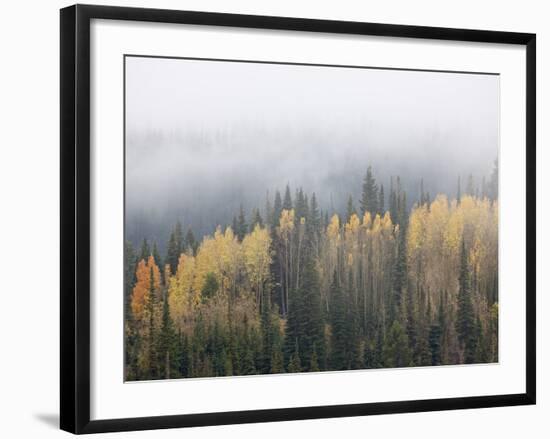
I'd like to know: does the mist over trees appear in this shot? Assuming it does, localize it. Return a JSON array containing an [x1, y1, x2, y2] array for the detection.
[[124, 163, 498, 380]]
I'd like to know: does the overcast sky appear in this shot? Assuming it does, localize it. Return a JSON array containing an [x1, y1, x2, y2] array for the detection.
[[125, 56, 499, 245]]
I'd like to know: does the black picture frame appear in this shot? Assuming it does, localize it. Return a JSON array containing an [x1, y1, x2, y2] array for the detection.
[[60, 4, 536, 434]]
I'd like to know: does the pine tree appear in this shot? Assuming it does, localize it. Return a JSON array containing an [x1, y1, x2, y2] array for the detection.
[[456, 239, 476, 363], [272, 190, 283, 227], [383, 321, 411, 368], [429, 299, 444, 366], [166, 222, 183, 275], [298, 242, 325, 370], [456, 175, 462, 204], [250, 208, 263, 230], [184, 228, 197, 255], [391, 225, 407, 323], [158, 291, 178, 379], [308, 192, 321, 240], [124, 241, 137, 321], [283, 184, 292, 210], [237, 205, 248, 241], [329, 271, 346, 370], [295, 188, 308, 223], [139, 238, 150, 262], [288, 340, 302, 373], [152, 241, 162, 273], [360, 166, 378, 215]]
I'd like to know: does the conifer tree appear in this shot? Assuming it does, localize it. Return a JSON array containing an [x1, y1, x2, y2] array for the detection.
[[184, 227, 197, 255], [139, 238, 150, 262], [236, 205, 248, 241], [166, 222, 183, 275], [329, 272, 347, 370], [383, 321, 411, 368], [272, 190, 283, 227], [288, 340, 302, 373], [283, 184, 293, 210], [456, 239, 476, 363], [360, 166, 378, 215], [152, 241, 162, 273], [158, 292, 178, 379]]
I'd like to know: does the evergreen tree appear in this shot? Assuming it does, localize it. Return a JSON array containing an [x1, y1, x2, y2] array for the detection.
[[456, 239, 477, 363], [139, 238, 150, 262], [360, 166, 378, 215], [184, 228, 197, 255], [272, 190, 283, 227], [152, 241, 162, 273], [287, 340, 302, 373], [391, 225, 407, 323], [250, 208, 263, 230], [389, 177, 398, 223], [201, 272, 219, 301], [308, 192, 321, 240], [383, 321, 411, 368], [158, 292, 178, 379], [283, 184, 293, 210], [456, 175, 462, 204], [295, 188, 308, 223], [329, 272, 347, 370], [297, 242, 325, 370], [429, 299, 444, 366], [124, 241, 137, 321], [166, 222, 183, 275], [236, 205, 248, 241]]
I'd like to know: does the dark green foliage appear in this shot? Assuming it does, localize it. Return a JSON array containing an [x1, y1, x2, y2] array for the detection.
[[329, 272, 347, 370], [429, 301, 444, 366], [383, 321, 411, 368], [283, 184, 293, 210], [201, 272, 219, 301], [166, 222, 183, 275], [294, 188, 308, 223], [124, 241, 137, 320], [360, 166, 378, 215], [456, 239, 477, 363], [287, 340, 302, 373], [125, 168, 499, 381], [185, 228, 198, 255], [236, 205, 248, 241], [272, 190, 283, 226], [139, 238, 150, 262], [391, 226, 407, 323], [250, 208, 263, 230], [158, 293, 179, 379]]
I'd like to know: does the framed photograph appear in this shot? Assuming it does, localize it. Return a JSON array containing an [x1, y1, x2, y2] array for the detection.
[[60, 4, 536, 434]]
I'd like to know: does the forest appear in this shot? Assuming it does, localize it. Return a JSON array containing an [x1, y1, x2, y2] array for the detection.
[[124, 165, 499, 381]]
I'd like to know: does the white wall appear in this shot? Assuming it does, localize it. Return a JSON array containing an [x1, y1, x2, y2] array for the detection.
[[0, 0, 546, 437]]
